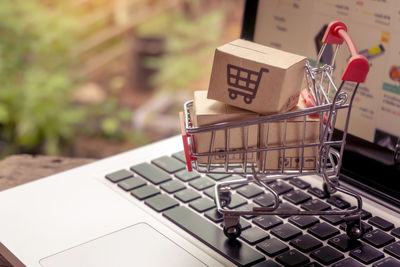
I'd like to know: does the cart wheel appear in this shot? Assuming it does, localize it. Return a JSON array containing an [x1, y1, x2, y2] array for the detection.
[[223, 224, 242, 240], [216, 191, 231, 207], [244, 96, 252, 104], [229, 91, 237, 100], [346, 221, 365, 240]]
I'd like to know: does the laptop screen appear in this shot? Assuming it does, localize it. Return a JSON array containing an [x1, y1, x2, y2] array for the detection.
[[241, 0, 400, 206]]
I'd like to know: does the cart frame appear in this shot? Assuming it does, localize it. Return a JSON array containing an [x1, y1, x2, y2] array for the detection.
[[179, 21, 369, 240]]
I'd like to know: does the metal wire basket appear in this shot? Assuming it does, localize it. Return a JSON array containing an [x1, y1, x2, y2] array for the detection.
[[179, 21, 369, 240]]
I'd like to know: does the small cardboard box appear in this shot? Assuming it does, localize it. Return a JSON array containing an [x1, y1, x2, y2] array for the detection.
[[193, 90, 259, 164], [258, 96, 320, 170], [207, 39, 306, 114]]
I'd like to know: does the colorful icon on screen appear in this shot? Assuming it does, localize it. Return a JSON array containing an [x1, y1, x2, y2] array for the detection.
[[389, 66, 400, 82], [359, 44, 385, 60]]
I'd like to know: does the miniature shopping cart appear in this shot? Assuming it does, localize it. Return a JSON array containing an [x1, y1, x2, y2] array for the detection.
[[227, 64, 269, 104], [179, 21, 370, 240]]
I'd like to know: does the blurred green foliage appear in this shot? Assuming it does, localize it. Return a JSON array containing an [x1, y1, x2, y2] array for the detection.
[[0, 1, 227, 158], [82, 96, 149, 146], [0, 1, 84, 156], [136, 7, 226, 92]]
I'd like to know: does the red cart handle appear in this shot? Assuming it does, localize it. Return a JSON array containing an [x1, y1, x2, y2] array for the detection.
[[179, 112, 193, 171], [322, 21, 369, 83]]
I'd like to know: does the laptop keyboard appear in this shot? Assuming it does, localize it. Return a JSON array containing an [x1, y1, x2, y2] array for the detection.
[[105, 152, 400, 266]]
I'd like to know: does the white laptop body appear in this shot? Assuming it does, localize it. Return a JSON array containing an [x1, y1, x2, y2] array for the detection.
[[0, 136, 227, 267], [1, 135, 400, 267]]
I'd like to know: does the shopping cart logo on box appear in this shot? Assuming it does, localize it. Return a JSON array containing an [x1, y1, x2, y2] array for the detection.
[[226, 64, 269, 104]]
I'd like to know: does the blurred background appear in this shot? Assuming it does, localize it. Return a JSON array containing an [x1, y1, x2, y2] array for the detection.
[[0, 0, 244, 159]]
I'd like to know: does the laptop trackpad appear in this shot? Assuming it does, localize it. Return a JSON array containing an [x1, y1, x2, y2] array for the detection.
[[40, 222, 206, 267]]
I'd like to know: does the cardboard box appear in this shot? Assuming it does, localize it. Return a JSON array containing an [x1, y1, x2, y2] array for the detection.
[[193, 90, 259, 164], [258, 96, 320, 171], [207, 39, 306, 114]]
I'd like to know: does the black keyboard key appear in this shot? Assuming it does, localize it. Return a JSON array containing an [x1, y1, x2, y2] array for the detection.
[[105, 169, 133, 183], [307, 187, 327, 199], [130, 185, 160, 200], [308, 222, 339, 240], [320, 211, 344, 225], [359, 208, 372, 220], [346, 206, 372, 220], [172, 151, 186, 163], [204, 208, 223, 223], [117, 176, 146, 191], [373, 257, 400, 267], [151, 156, 185, 173], [221, 218, 251, 232], [392, 227, 400, 238], [310, 246, 344, 265], [289, 177, 310, 189], [289, 234, 322, 253], [131, 163, 171, 185], [275, 202, 299, 218], [256, 238, 289, 257], [238, 218, 252, 231], [303, 262, 323, 267], [160, 179, 186, 193], [227, 194, 247, 209], [362, 228, 395, 248], [301, 199, 331, 211], [332, 258, 364, 267], [288, 215, 319, 229], [384, 241, 400, 260], [350, 244, 384, 264], [204, 187, 216, 199], [163, 206, 265, 266], [254, 193, 278, 207], [253, 215, 283, 230], [144, 194, 179, 212], [240, 227, 269, 245], [270, 223, 302, 241], [327, 196, 351, 209], [189, 197, 215, 212], [175, 169, 200, 182], [206, 170, 231, 181], [283, 190, 311, 205], [236, 203, 259, 219], [174, 188, 201, 203], [189, 177, 215, 191], [340, 221, 373, 233], [269, 181, 293, 195], [328, 234, 362, 252], [368, 216, 395, 231], [221, 175, 246, 189], [252, 260, 281, 267], [237, 184, 264, 198], [276, 249, 310, 267]]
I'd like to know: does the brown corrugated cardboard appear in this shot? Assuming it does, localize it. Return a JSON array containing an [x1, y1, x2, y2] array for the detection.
[[207, 39, 306, 114], [258, 95, 320, 170], [193, 90, 259, 164]]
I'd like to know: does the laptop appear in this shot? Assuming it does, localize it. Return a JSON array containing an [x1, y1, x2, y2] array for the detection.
[[1, 1, 400, 266]]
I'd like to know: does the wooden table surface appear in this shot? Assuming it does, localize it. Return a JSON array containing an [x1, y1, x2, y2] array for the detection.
[[0, 154, 95, 191]]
